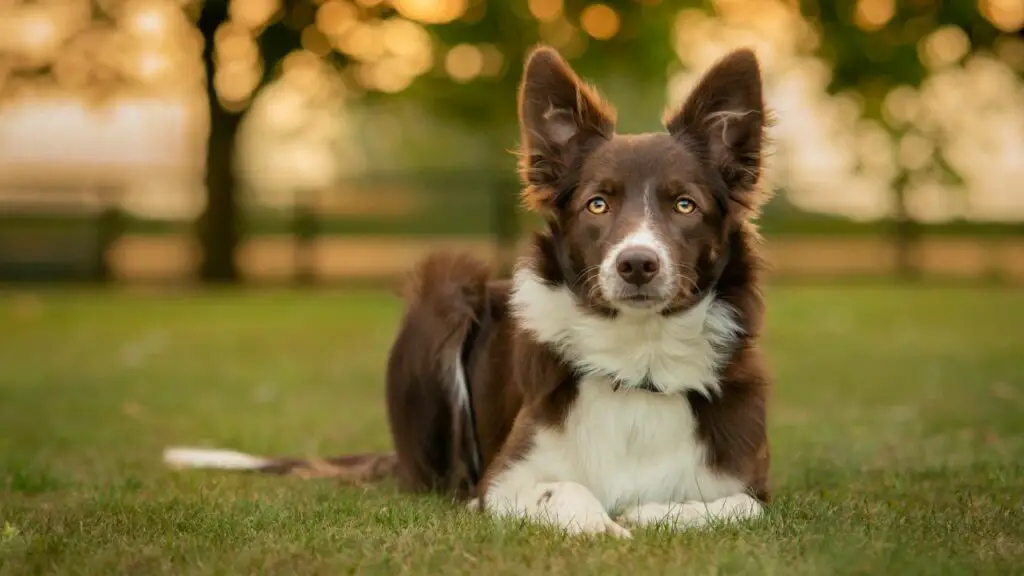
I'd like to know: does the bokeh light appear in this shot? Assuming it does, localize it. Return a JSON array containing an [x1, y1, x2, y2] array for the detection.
[[445, 43, 483, 83], [854, 0, 894, 32], [392, 0, 468, 25], [580, 4, 619, 40], [528, 0, 563, 22], [979, 0, 1024, 33]]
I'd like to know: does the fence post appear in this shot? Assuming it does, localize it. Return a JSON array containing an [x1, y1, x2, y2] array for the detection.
[[892, 173, 919, 281], [94, 185, 124, 283], [293, 188, 318, 285], [493, 175, 520, 277]]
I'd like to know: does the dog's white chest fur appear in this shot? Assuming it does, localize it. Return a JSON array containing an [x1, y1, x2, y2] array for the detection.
[[480, 270, 760, 536], [505, 379, 743, 512], [510, 270, 741, 396]]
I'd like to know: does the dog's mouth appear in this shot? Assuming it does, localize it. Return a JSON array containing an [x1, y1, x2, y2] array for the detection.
[[610, 288, 667, 310]]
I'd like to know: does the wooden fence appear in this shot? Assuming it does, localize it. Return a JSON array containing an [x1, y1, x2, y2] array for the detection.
[[1, 169, 1022, 285]]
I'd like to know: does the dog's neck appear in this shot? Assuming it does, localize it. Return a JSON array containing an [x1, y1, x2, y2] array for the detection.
[[509, 267, 742, 397]]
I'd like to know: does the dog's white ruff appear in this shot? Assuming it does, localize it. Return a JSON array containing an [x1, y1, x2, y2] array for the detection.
[[481, 269, 760, 537]]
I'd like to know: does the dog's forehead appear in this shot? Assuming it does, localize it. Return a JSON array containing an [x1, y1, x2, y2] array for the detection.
[[583, 133, 700, 185]]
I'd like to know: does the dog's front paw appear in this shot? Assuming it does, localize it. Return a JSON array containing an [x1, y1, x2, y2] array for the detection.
[[532, 481, 632, 538], [618, 494, 763, 530], [618, 501, 697, 528]]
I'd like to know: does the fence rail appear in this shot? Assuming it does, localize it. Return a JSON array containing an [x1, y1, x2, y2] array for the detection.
[[1, 169, 1022, 284]]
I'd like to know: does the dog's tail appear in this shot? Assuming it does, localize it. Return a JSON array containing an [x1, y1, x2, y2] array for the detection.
[[385, 250, 493, 494], [162, 447, 399, 483], [162, 251, 493, 492]]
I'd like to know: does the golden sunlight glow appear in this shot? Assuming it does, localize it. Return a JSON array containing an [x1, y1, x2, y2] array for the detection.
[[316, 0, 358, 37], [393, 0, 468, 25], [898, 132, 935, 172], [479, 43, 504, 77], [372, 58, 416, 93], [670, 1, 902, 221], [0, 96, 203, 184], [379, 17, 433, 76], [14, 10, 60, 59], [136, 51, 171, 82], [580, 4, 620, 40], [854, 0, 894, 31], [444, 43, 483, 83], [216, 30, 259, 63], [380, 18, 429, 58], [882, 85, 919, 128], [229, 0, 282, 31], [337, 21, 386, 62], [528, 0, 563, 23], [282, 50, 322, 78], [979, 0, 1024, 33], [214, 62, 261, 108], [123, 1, 169, 38], [919, 26, 970, 70]]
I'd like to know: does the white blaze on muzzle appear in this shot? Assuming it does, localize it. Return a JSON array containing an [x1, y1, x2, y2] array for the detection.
[[598, 189, 674, 305]]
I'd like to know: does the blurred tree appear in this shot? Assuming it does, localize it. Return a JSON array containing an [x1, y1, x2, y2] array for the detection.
[[0, 0, 207, 280], [0, 0, 683, 282], [11, 0, 1015, 282], [805, 0, 1022, 277], [196, 0, 682, 281]]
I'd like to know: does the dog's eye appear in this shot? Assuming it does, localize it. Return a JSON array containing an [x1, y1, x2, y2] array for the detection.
[[586, 197, 609, 215], [674, 197, 697, 215]]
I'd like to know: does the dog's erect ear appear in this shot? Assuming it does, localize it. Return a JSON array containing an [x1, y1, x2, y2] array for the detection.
[[517, 45, 615, 212], [665, 49, 765, 199]]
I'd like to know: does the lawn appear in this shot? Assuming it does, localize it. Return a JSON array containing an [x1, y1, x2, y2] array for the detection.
[[1, 284, 1022, 574]]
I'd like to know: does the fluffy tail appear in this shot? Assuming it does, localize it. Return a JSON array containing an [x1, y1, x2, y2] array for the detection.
[[162, 446, 399, 483], [164, 251, 493, 494], [386, 251, 492, 495]]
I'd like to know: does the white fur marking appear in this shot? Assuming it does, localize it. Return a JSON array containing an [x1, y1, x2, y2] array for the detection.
[[617, 494, 763, 530], [707, 109, 758, 149], [485, 480, 632, 538], [542, 104, 578, 146], [452, 354, 469, 411], [598, 224, 673, 302], [511, 269, 741, 396], [483, 379, 746, 533], [596, 186, 675, 304], [452, 351, 481, 474], [162, 446, 271, 470], [643, 181, 655, 221]]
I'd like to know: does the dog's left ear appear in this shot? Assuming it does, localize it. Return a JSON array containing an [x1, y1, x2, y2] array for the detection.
[[665, 49, 765, 199]]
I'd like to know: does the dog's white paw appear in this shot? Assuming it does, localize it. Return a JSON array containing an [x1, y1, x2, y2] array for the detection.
[[618, 501, 700, 527], [531, 481, 632, 538], [618, 494, 762, 530]]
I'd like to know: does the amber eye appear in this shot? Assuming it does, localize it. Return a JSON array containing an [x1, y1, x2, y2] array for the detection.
[[674, 197, 697, 214], [586, 197, 609, 215]]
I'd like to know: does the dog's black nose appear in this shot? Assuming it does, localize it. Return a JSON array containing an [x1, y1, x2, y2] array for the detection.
[[615, 247, 660, 286]]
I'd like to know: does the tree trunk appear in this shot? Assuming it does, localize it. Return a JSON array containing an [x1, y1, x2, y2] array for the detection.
[[197, 0, 241, 283], [892, 170, 918, 281]]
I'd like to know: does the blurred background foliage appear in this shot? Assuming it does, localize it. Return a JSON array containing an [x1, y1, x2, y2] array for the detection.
[[0, 0, 1022, 284]]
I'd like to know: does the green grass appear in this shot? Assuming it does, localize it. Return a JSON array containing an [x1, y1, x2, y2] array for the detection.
[[1, 284, 1023, 574]]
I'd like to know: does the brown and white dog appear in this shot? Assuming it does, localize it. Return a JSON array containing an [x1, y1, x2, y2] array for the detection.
[[165, 44, 772, 539]]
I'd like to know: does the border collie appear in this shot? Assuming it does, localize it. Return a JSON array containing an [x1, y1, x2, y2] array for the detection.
[[165, 44, 772, 538]]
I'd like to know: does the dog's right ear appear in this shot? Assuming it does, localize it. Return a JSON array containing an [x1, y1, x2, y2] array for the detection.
[[517, 45, 615, 213]]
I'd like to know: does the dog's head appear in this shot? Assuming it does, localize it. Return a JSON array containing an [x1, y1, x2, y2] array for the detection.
[[518, 46, 768, 315]]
